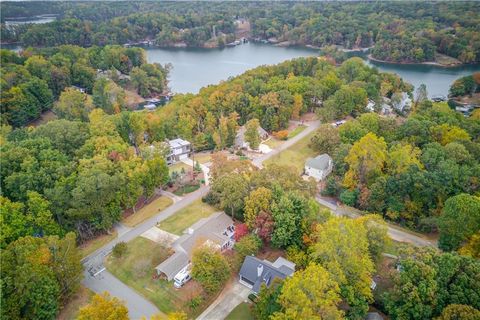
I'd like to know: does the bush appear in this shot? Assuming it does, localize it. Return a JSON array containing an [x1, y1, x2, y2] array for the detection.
[[418, 216, 439, 233], [248, 293, 257, 303], [339, 189, 358, 206], [236, 150, 244, 156], [112, 242, 128, 258], [321, 176, 339, 196], [235, 234, 262, 259], [191, 246, 230, 294], [273, 130, 289, 140], [234, 223, 249, 241]]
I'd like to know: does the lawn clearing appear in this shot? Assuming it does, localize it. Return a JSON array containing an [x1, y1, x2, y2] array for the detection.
[[79, 231, 118, 259], [193, 153, 212, 164], [263, 130, 317, 173], [105, 237, 211, 318], [157, 199, 217, 235], [57, 285, 94, 320], [225, 302, 254, 320], [169, 162, 193, 174], [123, 196, 173, 227], [173, 184, 200, 196], [263, 137, 284, 149], [288, 125, 306, 138]]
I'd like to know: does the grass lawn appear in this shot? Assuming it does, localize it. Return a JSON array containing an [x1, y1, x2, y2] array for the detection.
[[263, 138, 284, 149], [105, 237, 208, 318], [123, 196, 173, 227], [157, 199, 217, 235], [79, 231, 118, 259], [384, 240, 404, 256], [225, 302, 254, 320], [169, 162, 193, 174], [263, 130, 317, 173], [193, 153, 212, 164], [173, 184, 200, 196], [288, 125, 306, 138], [57, 285, 94, 320]]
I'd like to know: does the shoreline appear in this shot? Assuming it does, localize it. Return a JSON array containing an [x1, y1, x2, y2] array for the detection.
[[366, 54, 463, 68]]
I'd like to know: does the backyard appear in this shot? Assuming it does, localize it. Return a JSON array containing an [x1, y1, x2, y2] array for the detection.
[[105, 237, 214, 318], [157, 199, 217, 235], [122, 196, 173, 227], [263, 130, 317, 173]]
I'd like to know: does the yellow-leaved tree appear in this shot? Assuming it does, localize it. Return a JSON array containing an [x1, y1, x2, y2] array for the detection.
[[343, 132, 387, 189], [272, 263, 344, 320], [310, 217, 374, 318], [77, 292, 129, 320]]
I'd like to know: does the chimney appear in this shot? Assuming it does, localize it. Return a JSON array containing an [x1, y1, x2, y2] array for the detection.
[[257, 264, 264, 278]]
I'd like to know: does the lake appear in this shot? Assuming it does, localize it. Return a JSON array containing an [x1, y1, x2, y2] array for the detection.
[[146, 42, 480, 97]]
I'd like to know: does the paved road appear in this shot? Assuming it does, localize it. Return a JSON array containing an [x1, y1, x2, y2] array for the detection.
[[82, 187, 210, 319], [196, 280, 250, 320], [316, 196, 437, 247], [252, 120, 320, 168]]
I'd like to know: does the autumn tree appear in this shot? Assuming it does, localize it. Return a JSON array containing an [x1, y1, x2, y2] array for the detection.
[[209, 173, 249, 219], [311, 217, 374, 318], [78, 292, 129, 320], [53, 87, 94, 121], [343, 132, 387, 189], [245, 118, 261, 149], [191, 246, 230, 294], [272, 263, 343, 320], [244, 187, 272, 229], [310, 124, 340, 155], [435, 304, 480, 320], [234, 234, 262, 259]]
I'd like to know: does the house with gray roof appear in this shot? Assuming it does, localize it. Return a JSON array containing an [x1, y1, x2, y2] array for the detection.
[[155, 212, 234, 281], [166, 138, 191, 165], [238, 256, 295, 294], [304, 154, 333, 181], [235, 125, 269, 149]]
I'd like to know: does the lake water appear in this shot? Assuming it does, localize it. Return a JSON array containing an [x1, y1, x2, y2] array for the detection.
[[146, 42, 480, 97], [4, 15, 57, 26]]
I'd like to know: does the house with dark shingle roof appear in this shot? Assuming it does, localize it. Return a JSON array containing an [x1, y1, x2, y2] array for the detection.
[[238, 256, 295, 294]]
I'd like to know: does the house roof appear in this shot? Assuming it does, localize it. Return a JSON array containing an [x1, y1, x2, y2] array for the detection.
[[235, 125, 268, 147], [168, 138, 190, 149], [239, 255, 295, 293], [305, 154, 332, 170], [155, 212, 233, 280]]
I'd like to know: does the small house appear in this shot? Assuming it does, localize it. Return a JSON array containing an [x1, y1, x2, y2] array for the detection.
[[166, 138, 191, 165], [155, 212, 234, 281], [304, 154, 333, 181], [235, 125, 269, 149], [238, 256, 295, 294]]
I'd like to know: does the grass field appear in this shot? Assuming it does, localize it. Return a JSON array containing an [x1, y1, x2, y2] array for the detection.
[[288, 125, 306, 138], [263, 130, 317, 173], [169, 162, 193, 174], [193, 153, 212, 164], [79, 231, 118, 259], [57, 285, 94, 320], [105, 237, 210, 317], [225, 302, 254, 320], [263, 138, 284, 149], [157, 199, 217, 235], [123, 196, 173, 227]]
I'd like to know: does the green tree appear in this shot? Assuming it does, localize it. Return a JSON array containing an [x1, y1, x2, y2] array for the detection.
[[253, 280, 283, 320], [191, 246, 230, 294], [234, 234, 262, 259], [436, 304, 480, 320], [439, 194, 480, 251], [209, 174, 249, 219], [310, 124, 340, 155], [245, 118, 261, 149]]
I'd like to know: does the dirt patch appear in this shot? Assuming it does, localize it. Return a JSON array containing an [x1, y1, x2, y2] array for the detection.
[[300, 112, 317, 121], [124, 87, 145, 109], [235, 19, 251, 39]]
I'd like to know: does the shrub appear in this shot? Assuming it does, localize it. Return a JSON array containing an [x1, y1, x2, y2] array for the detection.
[[235, 234, 262, 259], [339, 189, 358, 206], [234, 223, 249, 241], [112, 242, 128, 258], [273, 130, 289, 140]]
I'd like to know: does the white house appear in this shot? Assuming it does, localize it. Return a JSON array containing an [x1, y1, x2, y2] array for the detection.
[[304, 154, 333, 181], [166, 138, 191, 165]]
